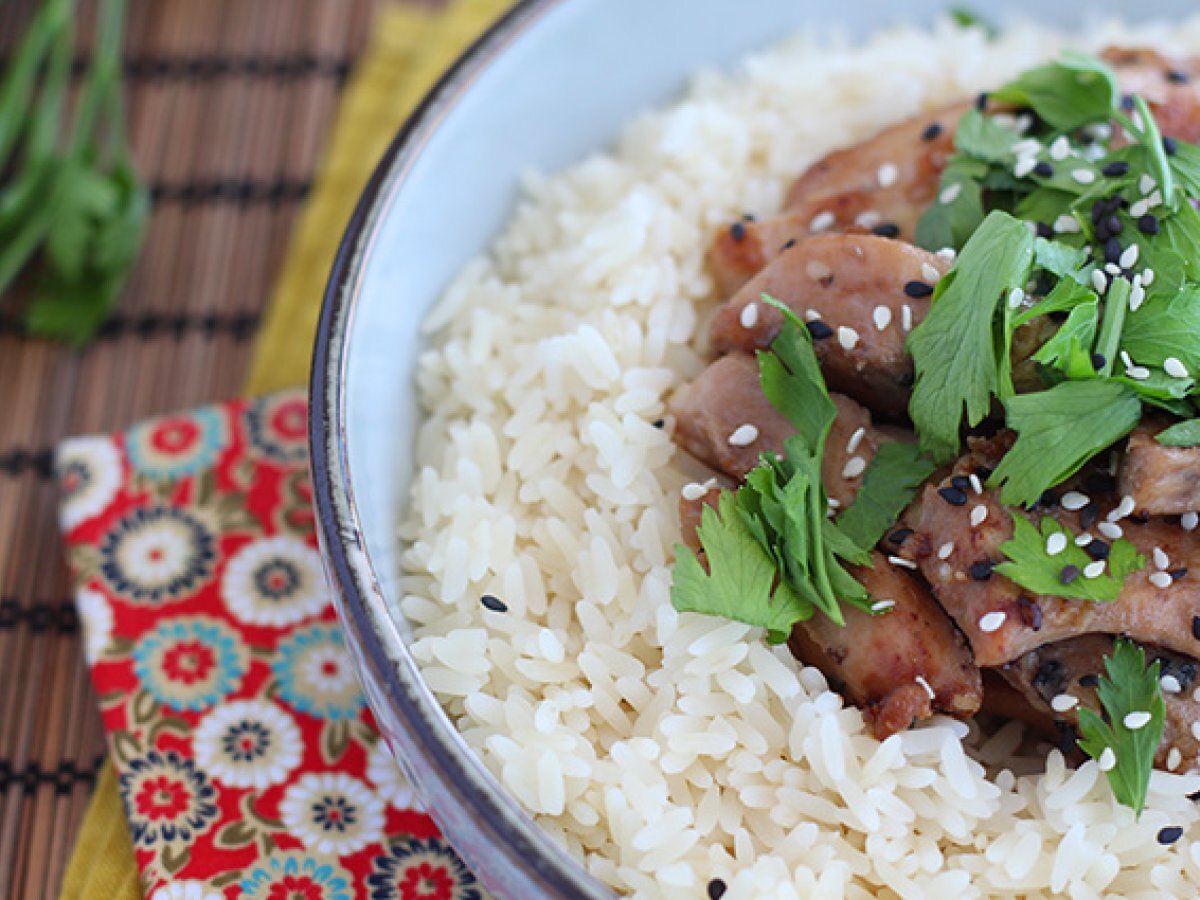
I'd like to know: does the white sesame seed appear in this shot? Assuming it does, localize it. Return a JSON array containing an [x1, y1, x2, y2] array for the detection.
[[1091, 269, 1108, 294], [805, 309, 822, 322], [1105, 262, 1121, 276], [1129, 282, 1146, 312], [855, 210, 882, 228], [1098, 521, 1124, 540], [970, 505, 988, 528], [937, 542, 955, 560], [936, 247, 956, 262], [1051, 694, 1079, 712], [877, 162, 899, 188], [1014, 156, 1037, 178], [846, 427, 866, 455], [1150, 571, 1174, 589], [871, 599, 896, 612], [1109, 496, 1136, 521], [969, 474, 983, 494], [1083, 560, 1107, 579], [889, 555, 918, 570], [1053, 214, 1082, 234], [872, 305, 892, 331], [1140, 174, 1157, 195], [1154, 547, 1170, 570], [1007, 287, 1024, 309], [1149, 189, 1164, 208], [837, 326, 859, 350], [1072, 168, 1095, 185], [1168, 747, 1183, 771], [1046, 532, 1068, 556], [681, 482, 710, 501], [1050, 135, 1071, 161], [806, 260, 832, 282], [1165, 356, 1190, 379], [827, 497, 841, 509], [901, 304, 913, 332], [1183, 512, 1199, 531], [978, 611, 1006, 633], [728, 424, 759, 447], [1124, 711, 1152, 730], [1126, 366, 1151, 380], [809, 211, 835, 232], [842, 456, 867, 479], [1098, 747, 1117, 772], [920, 263, 941, 284], [739, 303, 759, 328], [1130, 198, 1150, 218], [1061, 491, 1090, 511], [1193, 721, 1200, 741], [1119, 244, 1140, 269], [939, 183, 962, 204], [1120, 350, 1134, 369], [1162, 675, 1183, 694], [1142, 268, 1156, 286], [1010, 138, 1042, 156], [915, 675, 935, 700]]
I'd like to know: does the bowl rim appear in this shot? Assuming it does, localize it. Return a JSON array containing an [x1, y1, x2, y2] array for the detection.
[[307, 1, 610, 896]]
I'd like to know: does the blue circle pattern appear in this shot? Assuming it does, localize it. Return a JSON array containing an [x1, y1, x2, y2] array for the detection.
[[119, 749, 220, 848], [244, 396, 308, 463], [126, 407, 227, 480], [271, 624, 365, 721], [99, 506, 217, 605], [133, 618, 246, 711], [240, 854, 353, 900], [366, 838, 483, 900]]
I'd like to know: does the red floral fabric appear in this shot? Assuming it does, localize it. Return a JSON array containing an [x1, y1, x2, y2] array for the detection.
[[56, 389, 484, 900]]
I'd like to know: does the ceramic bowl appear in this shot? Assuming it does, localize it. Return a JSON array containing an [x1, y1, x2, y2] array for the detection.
[[310, 1, 1190, 896]]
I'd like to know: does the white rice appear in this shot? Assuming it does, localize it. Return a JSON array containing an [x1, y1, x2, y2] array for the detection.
[[399, 16, 1200, 898]]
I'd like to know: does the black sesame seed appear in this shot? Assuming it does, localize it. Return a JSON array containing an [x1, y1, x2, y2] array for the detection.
[[1102, 161, 1130, 177], [1079, 673, 1100, 688], [938, 486, 968, 506], [1091, 352, 1107, 371], [729, 221, 746, 242], [1190, 789, 1200, 802], [1094, 221, 1111, 242], [707, 878, 728, 900], [1080, 502, 1100, 530], [1138, 214, 1161, 235], [974, 465, 994, 481], [1060, 564, 1081, 585], [652, 419, 664, 429], [1039, 490, 1059, 508], [951, 474, 972, 492], [1167, 68, 1190, 84], [742, 212, 756, 221], [1103, 236, 1123, 264], [1158, 826, 1183, 846], [1106, 215, 1123, 236], [1164, 136, 1179, 156], [921, 121, 944, 141], [975, 91, 989, 111], [1036, 221, 1054, 239], [1171, 567, 1189, 581], [1192, 616, 1200, 641], [806, 320, 833, 340], [480, 594, 508, 613], [871, 222, 900, 238], [1033, 161, 1054, 178], [1121, 93, 1135, 112], [904, 280, 934, 298], [1017, 596, 1043, 631], [969, 560, 994, 582], [1084, 538, 1110, 561], [781, 238, 797, 251], [1091, 199, 1108, 224], [888, 527, 914, 546]]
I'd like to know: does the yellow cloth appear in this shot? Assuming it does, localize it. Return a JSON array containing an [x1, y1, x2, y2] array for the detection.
[[60, 2, 512, 896]]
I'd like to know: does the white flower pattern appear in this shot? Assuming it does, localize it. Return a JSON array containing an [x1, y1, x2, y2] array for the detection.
[[366, 740, 424, 812], [221, 535, 327, 628], [279, 772, 385, 856], [149, 881, 224, 900], [56, 435, 123, 531], [193, 700, 302, 790], [76, 588, 114, 664]]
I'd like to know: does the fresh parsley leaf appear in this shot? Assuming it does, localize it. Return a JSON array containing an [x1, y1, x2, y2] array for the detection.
[[757, 295, 836, 452], [949, 7, 998, 39], [672, 491, 812, 644], [992, 52, 1119, 132], [1031, 299, 1099, 374], [995, 516, 1145, 603], [836, 442, 936, 551], [1033, 237, 1091, 287], [988, 379, 1142, 506], [915, 156, 988, 252], [1122, 284, 1200, 379], [908, 210, 1035, 463], [1156, 419, 1200, 447], [1013, 275, 1095, 328], [1076, 639, 1164, 816]]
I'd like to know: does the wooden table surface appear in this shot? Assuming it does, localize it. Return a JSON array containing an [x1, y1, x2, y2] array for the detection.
[[0, 2, 401, 895]]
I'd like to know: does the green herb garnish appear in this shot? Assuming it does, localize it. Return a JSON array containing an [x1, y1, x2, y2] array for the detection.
[[835, 443, 936, 551], [1076, 639, 1165, 816], [994, 516, 1145, 602], [1156, 419, 1200, 447]]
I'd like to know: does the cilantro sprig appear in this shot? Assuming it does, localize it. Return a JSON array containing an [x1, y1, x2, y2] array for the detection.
[[1076, 639, 1165, 816], [994, 515, 1145, 602]]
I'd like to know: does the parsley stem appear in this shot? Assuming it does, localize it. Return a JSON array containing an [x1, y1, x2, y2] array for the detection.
[[1114, 97, 1174, 206], [1093, 276, 1130, 378], [0, 0, 74, 168]]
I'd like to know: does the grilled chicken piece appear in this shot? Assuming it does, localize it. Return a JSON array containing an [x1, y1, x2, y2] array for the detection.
[[667, 352, 891, 508], [1004, 633, 1200, 770], [1119, 422, 1200, 516], [707, 234, 950, 418], [788, 555, 983, 738], [1103, 47, 1200, 143], [900, 436, 1200, 667]]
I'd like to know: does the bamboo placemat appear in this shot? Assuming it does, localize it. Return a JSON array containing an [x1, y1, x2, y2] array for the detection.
[[0, 1, 415, 895]]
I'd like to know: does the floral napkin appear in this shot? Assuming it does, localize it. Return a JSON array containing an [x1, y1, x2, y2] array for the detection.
[[57, 389, 483, 899]]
